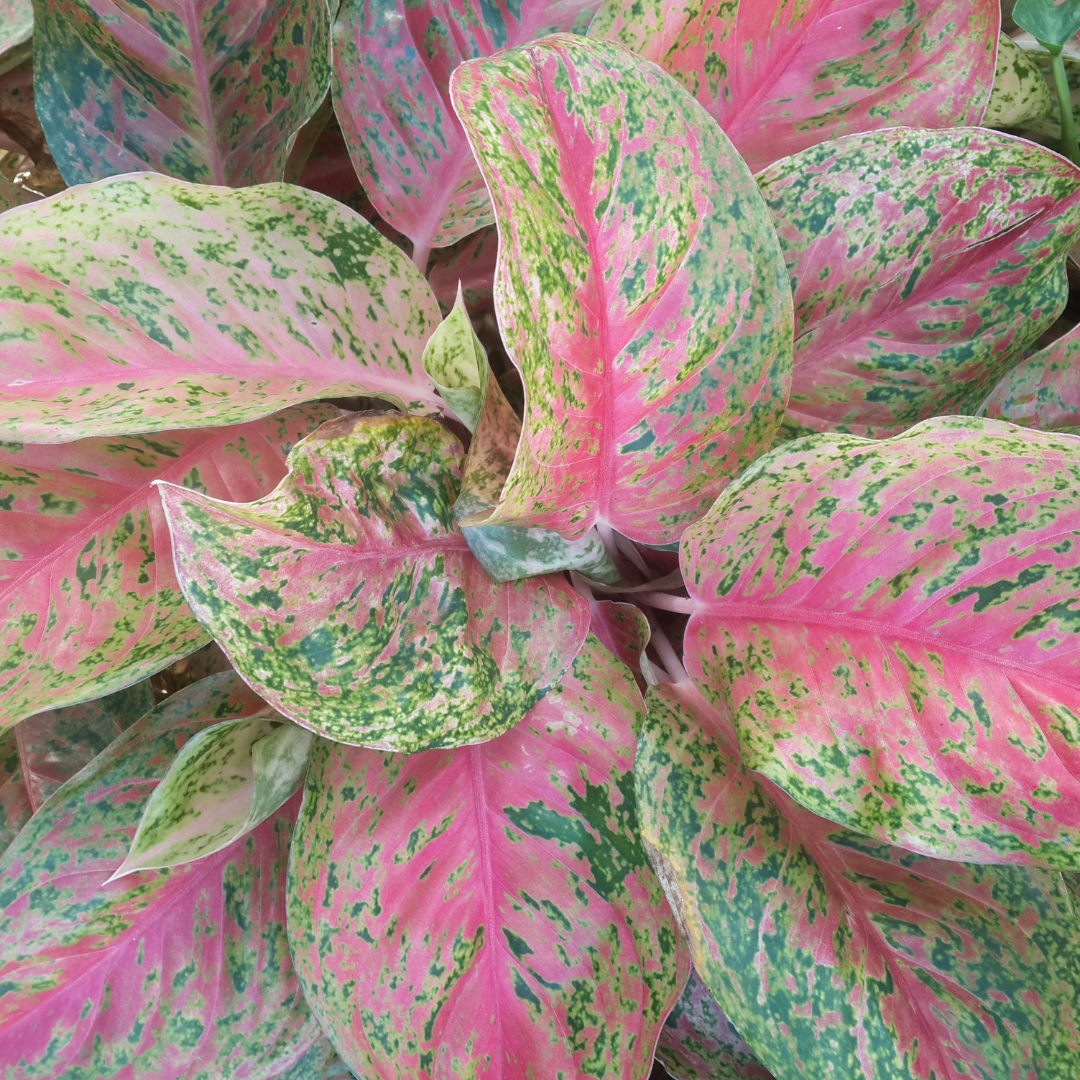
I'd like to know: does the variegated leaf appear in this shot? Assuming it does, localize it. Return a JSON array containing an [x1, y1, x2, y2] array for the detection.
[[0, 174, 443, 442], [33, 0, 330, 186], [0, 671, 326, 1080], [639, 680, 1080, 1080], [332, 0, 600, 260], [588, 0, 999, 171], [158, 413, 589, 751], [0, 0, 31, 73], [587, 599, 650, 695], [427, 226, 498, 315], [656, 969, 774, 1080], [0, 402, 335, 730], [112, 714, 314, 878], [421, 285, 489, 432], [981, 321, 1080, 433], [450, 36, 792, 545], [678, 415, 1080, 869], [455, 350, 620, 584], [985, 33, 1054, 127], [0, 727, 30, 856], [15, 679, 156, 810], [756, 127, 1080, 440], [287, 634, 689, 1079]]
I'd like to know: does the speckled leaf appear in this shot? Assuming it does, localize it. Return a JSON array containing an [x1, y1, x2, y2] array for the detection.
[[1014, 0, 1080, 47], [0, 671, 325, 1080], [427, 226, 498, 315], [587, 599, 650, 695], [0, 0, 31, 73], [656, 969, 774, 1080], [451, 36, 792, 545], [421, 285, 488, 432], [757, 127, 1080, 440], [678, 415, 1080, 869], [0, 402, 335, 730], [15, 679, 156, 810], [985, 33, 1053, 127], [0, 174, 443, 442], [638, 680, 1080, 1080], [287, 633, 689, 1079], [455, 355, 620, 584], [33, 0, 330, 187], [158, 413, 589, 751], [332, 0, 600, 259], [588, 0, 998, 172], [981, 321, 1080, 433], [0, 727, 30, 856], [112, 714, 313, 879]]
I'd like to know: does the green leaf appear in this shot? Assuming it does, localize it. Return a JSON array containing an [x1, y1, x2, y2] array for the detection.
[[33, 0, 331, 186], [757, 127, 1080, 439], [157, 413, 589, 751], [0, 174, 443, 442], [985, 33, 1054, 127], [420, 285, 489, 432], [287, 634, 689, 1078], [678, 416, 1080, 869], [638, 681, 1080, 1080], [1014, 0, 1080, 48], [450, 35, 792, 545], [111, 714, 314, 879]]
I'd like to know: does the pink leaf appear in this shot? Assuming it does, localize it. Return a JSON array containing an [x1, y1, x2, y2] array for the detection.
[[0, 175, 442, 442], [757, 128, 1080, 439], [332, 0, 601, 256], [589, 0, 999, 171], [0, 403, 335, 729], [34, 0, 330, 186], [450, 35, 792, 545], [287, 634, 689, 1078], [0, 671, 325, 1079], [982, 321, 1080, 433], [680, 415, 1080, 869], [638, 680, 1080, 1079], [157, 413, 589, 751]]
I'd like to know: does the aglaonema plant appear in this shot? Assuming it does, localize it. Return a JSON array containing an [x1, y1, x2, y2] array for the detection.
[[4, 1, 1080, 1078]]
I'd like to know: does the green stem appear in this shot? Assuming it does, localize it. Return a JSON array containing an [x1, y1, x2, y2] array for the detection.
[[1052, 50, 1080, 165]]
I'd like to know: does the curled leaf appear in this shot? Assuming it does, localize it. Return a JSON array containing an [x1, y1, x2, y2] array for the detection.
[[984, 33, 1054, 128], [111, 714, 314, 880], [0, 671, 326, 1079], [638, 681, 1080, 1080], [981, 321, 1080, 432], [589, 0, 999, 170], [451, 35, 792, 544], [680, 416, 1080, 869], [0, 402, 336, 730], [158, 413, 589, 751], [421, 285, 489, 432], [287, 634, 689, 1079], [757, 127, 1080, 439], [34, 0, 331, 186], [0, 174, 442, 442]]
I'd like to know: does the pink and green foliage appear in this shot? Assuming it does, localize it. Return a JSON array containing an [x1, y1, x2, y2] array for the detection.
[[588, 0, 1000, 171], [0, 175, 442, 442], [15, 679, 155, 810], [0, 0, 31, 70], [287, 634, 689, 1079], [32, 0, 331, 187], [332, 0, 600, 259], [0, 728, 31, 856], [982, 320, 1080, 432], [158, 413, 589, 751], [758, 128, 1080, 439], [427, 226, 498, 315], [451, 35, 792, 545], [0, 403, 335, 730], [638, 680, 1080, 1080], [656, 969, 774, 1080], [0, 671, 326, 1079], [679, 416, 1080, 869]]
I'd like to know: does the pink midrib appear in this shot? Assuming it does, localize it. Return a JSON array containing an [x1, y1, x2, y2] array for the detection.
[[180, 0, 228, 185]]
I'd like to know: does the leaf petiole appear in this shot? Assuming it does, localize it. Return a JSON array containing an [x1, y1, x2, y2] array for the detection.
[[1051, 48, 1080, 164]]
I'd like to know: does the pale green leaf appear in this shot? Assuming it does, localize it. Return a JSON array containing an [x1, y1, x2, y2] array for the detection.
[[421, 284, 489, 432]]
